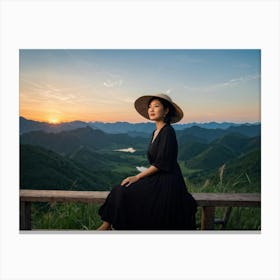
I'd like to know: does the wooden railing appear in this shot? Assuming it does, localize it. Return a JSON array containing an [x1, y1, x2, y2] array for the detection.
[[20, 189, 261, 230]]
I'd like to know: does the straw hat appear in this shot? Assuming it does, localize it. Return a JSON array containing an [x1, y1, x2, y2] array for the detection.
[[134, 93, 184, 124]]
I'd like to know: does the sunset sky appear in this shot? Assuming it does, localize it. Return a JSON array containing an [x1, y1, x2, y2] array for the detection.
[[19, 49, 260, 124]]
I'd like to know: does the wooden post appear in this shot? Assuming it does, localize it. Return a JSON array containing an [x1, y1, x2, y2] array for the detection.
[[201, 206, 215, 230], [20, 201, 31, 230], [220, 207, 232, 230]]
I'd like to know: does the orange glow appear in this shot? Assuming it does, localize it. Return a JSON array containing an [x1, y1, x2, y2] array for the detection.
[[19, 97, 260, 124], [20, 110, 259, 124], [47, 117, 61, 124]]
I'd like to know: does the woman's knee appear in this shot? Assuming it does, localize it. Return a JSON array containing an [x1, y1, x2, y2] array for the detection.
[[111, 184, 126, 194]]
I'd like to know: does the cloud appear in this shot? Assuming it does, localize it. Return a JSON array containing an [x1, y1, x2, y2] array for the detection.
[[183, 74, 260, 92], [98, 71, 124, 88], [103, 79, 123, 87], [214, 74, 260, 88], [20, 78, 90, 104]]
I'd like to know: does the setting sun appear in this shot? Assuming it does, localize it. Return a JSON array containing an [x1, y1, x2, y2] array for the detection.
[[48, 117, 60, 124]]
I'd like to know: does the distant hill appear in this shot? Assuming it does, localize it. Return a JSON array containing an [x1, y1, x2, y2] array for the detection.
[[226, 124, 261, 137], [211, 133, 253, 155], [174, 121, 248, 130], [178, 141, 209, 161], [177, 126, 227, 143], [186, 143, 236, 170], [91, 121, 154, 135], [20, 126, 148, 155], [20, 144, 114, 190], [180, 133, 260, 170], [177, 124, 260, 144]]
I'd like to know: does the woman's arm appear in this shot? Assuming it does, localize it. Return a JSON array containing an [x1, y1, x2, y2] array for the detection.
[[136, 165, 159, 180], [121, 165, 159, 187]]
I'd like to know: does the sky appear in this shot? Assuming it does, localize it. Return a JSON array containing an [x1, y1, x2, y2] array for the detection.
[[19, 49, 261, 124]]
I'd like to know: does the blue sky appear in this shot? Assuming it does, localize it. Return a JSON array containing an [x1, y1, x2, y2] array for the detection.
[[20, 49, 260, 123]]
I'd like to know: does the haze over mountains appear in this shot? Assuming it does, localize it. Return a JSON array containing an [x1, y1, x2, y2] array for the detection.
[[20, 116, 260, 136]]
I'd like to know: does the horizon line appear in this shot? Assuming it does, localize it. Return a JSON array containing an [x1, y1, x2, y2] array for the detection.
[[20, 115, 261, 125]]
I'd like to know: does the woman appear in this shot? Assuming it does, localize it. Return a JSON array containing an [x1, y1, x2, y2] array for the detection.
[[97, 93, 197, 230]]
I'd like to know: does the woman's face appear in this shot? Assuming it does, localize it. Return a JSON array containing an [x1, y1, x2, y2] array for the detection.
[[148, 99, 169, 122]]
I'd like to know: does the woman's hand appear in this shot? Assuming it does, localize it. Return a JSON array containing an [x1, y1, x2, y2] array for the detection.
[[120, 166, 159, 187], [121, 175, 140, 187]]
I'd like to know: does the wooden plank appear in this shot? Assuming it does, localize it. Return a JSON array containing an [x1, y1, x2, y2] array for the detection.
[[20, 190, 261, 207], [193, 193, 261, 207], [20, 201, 31, 230], [20, 190, 110, 204], [201, 206, 215, 230]]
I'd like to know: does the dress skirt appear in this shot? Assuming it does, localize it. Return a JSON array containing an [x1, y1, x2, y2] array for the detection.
[[98, 124, 198, 230]]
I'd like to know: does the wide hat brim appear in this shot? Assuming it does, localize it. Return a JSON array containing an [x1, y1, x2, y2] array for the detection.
[[134, 94, 184, 124]]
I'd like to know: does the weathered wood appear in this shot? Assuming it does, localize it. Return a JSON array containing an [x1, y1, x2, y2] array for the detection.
[[201, 206, 215, 230], [193, 193, 261, 207], [20, 190, 261, 207], [20, 201, 31, 230], [20, 190, 110, 204], [221, 207, 233, 229]]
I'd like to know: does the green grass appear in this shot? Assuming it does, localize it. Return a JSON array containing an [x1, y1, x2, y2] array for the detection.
[[32, 202, 103, 230], [31, 199, 261, 231], [224, 207, 261, 230]]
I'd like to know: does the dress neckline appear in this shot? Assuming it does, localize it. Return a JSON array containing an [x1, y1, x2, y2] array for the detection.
[[151, 124, 168, 144]]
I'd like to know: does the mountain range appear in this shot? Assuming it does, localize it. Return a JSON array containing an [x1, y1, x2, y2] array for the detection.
[[20, 121, 261, 192], [20, 116, 260, 136]]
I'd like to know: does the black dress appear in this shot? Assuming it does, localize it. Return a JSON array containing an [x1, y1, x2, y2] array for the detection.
[[98, 124, 197, 230]]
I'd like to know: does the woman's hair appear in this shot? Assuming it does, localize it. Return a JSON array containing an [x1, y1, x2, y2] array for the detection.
[[148, 97, 175, 124]]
